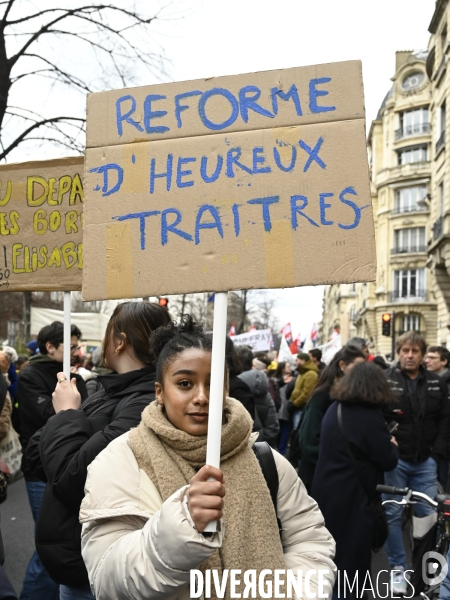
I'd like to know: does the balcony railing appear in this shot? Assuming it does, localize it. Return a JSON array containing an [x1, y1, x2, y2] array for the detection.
[[391, 245, 427, 255], [395, 123, 431, 140], [388, 289, 426, 302], [436, 130, 446, 154], [433, 216, 443, 240], [392, 204, 428, 215]]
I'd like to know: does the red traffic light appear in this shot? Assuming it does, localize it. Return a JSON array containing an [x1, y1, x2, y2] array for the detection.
[[382, 313, 392, 336], [158, 297, 169, 308]]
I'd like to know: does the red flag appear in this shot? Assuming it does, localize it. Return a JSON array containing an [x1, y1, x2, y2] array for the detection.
[[280, 323, 293, 345], [229, 323, 236, 336], [289, 333, 301, 354], [248, 324, 257, 332], [310, 323, 319, 343]]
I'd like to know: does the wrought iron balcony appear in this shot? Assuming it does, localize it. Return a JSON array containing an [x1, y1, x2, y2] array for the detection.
[[433, 216, 443, 240], [395, 123, 431, 140], [392, 204, 428, 215], [388, 289, 426, 302], [391, 245, 427, 255], [436, 131, 446, 154]]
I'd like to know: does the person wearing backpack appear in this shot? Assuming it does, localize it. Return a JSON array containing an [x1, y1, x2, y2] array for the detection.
[[26, 302, 172, 600], [79, 317, 336, 599]]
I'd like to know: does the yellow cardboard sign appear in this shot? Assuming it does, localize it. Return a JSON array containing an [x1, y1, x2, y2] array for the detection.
[[82, 61, 376, 300], [0, 157, 84, 292]]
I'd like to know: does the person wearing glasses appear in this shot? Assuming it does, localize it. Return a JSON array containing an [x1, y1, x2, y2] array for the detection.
[[17, 321, 88, 600]]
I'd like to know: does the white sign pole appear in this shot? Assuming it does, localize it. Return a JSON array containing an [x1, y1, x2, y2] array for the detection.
[[203, 291, 228, 533], [63, 292, 71, 379]]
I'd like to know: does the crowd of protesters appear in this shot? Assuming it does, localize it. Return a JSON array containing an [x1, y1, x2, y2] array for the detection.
[[0, 305, 449, 599]]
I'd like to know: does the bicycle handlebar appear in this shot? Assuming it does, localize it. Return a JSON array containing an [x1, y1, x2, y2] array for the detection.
[[377, 485, 409, 496], [376, 484, 439, 509]]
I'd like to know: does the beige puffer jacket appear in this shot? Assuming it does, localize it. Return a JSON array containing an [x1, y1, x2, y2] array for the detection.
[[80, 432, 336, 600]]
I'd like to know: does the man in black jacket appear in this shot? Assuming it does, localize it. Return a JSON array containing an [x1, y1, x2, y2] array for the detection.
[[17, 321, 87, 600], [383, 331, 450, 595]]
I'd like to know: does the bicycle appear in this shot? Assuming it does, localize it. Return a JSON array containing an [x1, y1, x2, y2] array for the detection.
[[377, 484, 450, 600]]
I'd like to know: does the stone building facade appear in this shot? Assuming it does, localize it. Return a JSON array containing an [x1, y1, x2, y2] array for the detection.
[[427, 0, 450, 347], [321, 50, 439, 355]]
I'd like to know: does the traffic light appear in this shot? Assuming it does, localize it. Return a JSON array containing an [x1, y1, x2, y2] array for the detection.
[[382, 313, 392, 336], [158, 297, 169, 308]]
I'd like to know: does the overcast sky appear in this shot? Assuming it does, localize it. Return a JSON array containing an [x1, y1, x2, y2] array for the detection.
[[7, 0, 436, 339], [155, 0, 435, 339]]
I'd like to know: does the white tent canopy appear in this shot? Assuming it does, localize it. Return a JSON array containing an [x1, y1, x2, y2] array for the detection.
[[30, 307, 109, 341]]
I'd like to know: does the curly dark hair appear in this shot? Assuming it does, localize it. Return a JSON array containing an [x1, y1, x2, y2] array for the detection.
[[150, 315, 213, 383]]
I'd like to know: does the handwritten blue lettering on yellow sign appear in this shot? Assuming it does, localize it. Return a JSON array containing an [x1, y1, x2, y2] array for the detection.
[[83, 61, 376, 301]]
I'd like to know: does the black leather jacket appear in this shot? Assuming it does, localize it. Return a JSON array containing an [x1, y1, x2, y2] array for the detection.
[[383, 364, 450, 462]]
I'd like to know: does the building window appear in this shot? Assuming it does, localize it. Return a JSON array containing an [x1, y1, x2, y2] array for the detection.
[[402, 72, 425, 91], [399, 108, 429, 137], [393, 227, 426, 253], [398, 146, 428, 165], [402, 313, 421, 333], [437, 101, 447, 154], [439, 182, 445, 217], [395, 185, 427, 213], [393, 269, 426, 300]]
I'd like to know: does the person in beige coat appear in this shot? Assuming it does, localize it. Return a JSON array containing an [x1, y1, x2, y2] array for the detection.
[[80, 318, 336, 600]]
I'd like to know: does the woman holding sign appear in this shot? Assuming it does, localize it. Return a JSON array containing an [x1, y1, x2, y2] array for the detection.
[[80, 317, 336, 600]]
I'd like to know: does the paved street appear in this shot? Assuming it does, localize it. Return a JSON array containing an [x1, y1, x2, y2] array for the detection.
[[2, 476, 34, 596]]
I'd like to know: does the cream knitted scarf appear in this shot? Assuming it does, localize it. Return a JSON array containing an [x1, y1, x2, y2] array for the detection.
[[128, 398, 286, 599]]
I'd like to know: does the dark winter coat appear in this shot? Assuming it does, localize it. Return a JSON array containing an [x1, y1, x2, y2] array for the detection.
[[17, 354, 88, 480], [238, 369, 279, 446], [6, 363, 17, 400], [27, 365, 156, 587], [0, 375, 6, 417], [229, 375, 255, 419], [384, 364, 450, 462], [311, 401, 398, 594], [297, 387, 332, 492], [437, 367, 450, 393]]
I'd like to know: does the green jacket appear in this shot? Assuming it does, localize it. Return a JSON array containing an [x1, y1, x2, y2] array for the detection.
[[290, 360, 319, 408]]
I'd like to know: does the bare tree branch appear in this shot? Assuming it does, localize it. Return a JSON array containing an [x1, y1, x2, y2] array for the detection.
[[0, 116, 84, 161], [0, 1, 173, 160], [0, 0, 15, 24]]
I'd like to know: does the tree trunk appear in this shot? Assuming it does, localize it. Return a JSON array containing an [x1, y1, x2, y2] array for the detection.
[[23, 292, 31, 341], [238, 290, 248, 334]]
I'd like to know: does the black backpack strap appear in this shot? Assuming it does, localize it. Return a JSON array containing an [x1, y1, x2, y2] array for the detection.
[[253, 441, 282, 536]]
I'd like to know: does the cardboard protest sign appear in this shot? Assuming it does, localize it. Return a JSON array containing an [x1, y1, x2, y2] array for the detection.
[[82, 61, 376, 301], [232, 328, 273, 352], [0, 157, 84, 292]]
